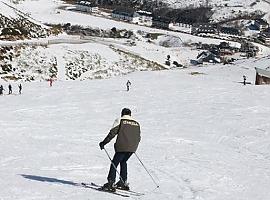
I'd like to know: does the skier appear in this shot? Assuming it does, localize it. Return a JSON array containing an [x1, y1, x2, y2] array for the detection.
[[243, 75, 246, 85], [8, 84, 12, 94], [18, 84, 22, 94], [99, 108, 141, 192], [126, 80, 131, 91], [49, 78, 53, 87], [0, 85, 4, 95]]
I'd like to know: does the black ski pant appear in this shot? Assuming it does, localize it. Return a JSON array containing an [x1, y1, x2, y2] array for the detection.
[[107, 152, 133, 183]]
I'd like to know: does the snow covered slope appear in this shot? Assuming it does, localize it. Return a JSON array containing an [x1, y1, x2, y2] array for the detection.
[[159, 0, 270, 22], [0, 0, 49, 39], [0, 56, 270, 200], [14, 0, 270, 26], [0, 41, 165, 81]]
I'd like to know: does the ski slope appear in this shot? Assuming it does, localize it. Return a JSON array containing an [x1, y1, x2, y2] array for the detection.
[[0, 57, 270, 200]]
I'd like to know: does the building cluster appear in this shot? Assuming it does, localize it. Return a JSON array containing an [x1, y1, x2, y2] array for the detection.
[[191, 23, 242, 36], [74, 2, 270, 45], [191, 41, 241, 65], [111, 8, 179, 29], [75, 4, 175, 29], [254, 19, 270, 45], [190, 40, 261, 65]]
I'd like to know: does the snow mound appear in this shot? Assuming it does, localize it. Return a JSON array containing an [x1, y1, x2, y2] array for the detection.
[[157, 35, 183, 47]]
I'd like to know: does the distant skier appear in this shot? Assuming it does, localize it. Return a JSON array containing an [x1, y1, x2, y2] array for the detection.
[[243, 75, 246, 85], [126, 80, 131, 91], [99, 108, 141, 192], [18, 84, 22, 94], [8, 84, 12, 94], [49, 78, 53, 87], [0, 85, 4, 95]]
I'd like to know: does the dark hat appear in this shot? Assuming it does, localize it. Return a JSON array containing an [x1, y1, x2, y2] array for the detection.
[[121, 108, 131, 116]]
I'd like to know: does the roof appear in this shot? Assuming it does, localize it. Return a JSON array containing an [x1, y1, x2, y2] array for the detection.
[[152, 16, 171, 23], [254, 57, 270, 77], [112, 8, 135, 17], [255, 19, 269, 26], [136, 10, 152, 17], [193, 23, 217, 28], [220, 27, 240, 35], [261, 31, 270, 38], [255, 67, 270, 78], [76, 1, 92, 6]]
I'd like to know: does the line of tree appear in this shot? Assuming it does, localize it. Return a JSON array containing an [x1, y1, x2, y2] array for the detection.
[[152, 7, 213, 24]]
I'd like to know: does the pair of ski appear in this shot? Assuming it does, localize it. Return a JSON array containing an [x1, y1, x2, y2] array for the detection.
[[81, 182, 144, 197]]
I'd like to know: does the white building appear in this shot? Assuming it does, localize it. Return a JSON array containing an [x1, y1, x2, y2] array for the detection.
[[152, 16, 173, 30], [111, 9, 153, 26], [135, 10, 152, 26], [112, 9, 137, 22], [254, 19, 269, 31], [76, 1, 98, 13], [260, 31, 270, 45]]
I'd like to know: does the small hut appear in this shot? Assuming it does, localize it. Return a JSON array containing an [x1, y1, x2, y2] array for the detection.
[[255, 66, 270, 85]]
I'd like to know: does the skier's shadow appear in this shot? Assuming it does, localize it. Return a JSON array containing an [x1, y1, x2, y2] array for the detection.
[[20, 174, 78, 186]]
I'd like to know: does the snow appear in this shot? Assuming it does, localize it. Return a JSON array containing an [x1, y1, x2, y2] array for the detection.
[[0, 1, 18, 19], [164, 0, 270, 23], [1, 56, 270, 200], [0, 0, 48, 28], [0, 0, 270, 199], [11, 0, 241, 46]]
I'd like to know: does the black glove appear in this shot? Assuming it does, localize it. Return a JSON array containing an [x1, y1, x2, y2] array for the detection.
[[99, 141, 105, 150]]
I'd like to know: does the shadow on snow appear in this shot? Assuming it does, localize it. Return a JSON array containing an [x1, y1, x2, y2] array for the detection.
[[20, 174, 78, 186]]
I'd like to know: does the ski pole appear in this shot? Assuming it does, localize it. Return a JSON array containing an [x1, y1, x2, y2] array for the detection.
[[103, 147, 125, 183], [134, 152, 159, 188]]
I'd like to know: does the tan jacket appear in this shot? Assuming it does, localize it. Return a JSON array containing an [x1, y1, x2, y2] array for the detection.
[[102, 115, 141, 152]]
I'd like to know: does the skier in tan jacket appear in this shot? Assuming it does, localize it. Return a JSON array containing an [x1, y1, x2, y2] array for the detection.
[[99, 108, 141, 192]]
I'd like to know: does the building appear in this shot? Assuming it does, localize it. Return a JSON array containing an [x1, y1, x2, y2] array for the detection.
[[135, 10, 152, 26], [111, 9, 153, 25], [255, 66, 270, 85], [219, 27, 240, 36], [191, 23, 218, 35], [260, 31, 270, 45], [194, 51, 221, 64], [112, 8, 138, 23], [240, 42, 259, 57], [152, 16, 173, 29], [76, 1, 98, 13], [254, 19, 269, 31]]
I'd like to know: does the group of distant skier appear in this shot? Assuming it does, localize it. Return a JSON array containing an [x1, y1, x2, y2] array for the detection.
[[0, 79, 129, 96], [0, 83, 22, 95]]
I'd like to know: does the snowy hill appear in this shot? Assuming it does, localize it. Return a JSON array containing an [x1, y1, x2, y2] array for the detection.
[[0, 56, 270, 200], [12, 0, 270, 24], [158, 0, 270, 23], [0, 0, 49, 39], [0, 0, 269, 82], [0, 42, 164, 81]]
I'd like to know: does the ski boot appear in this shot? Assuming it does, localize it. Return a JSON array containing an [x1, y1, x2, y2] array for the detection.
[[101, 181, 116, 192], [115, 180, 130, 191]]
